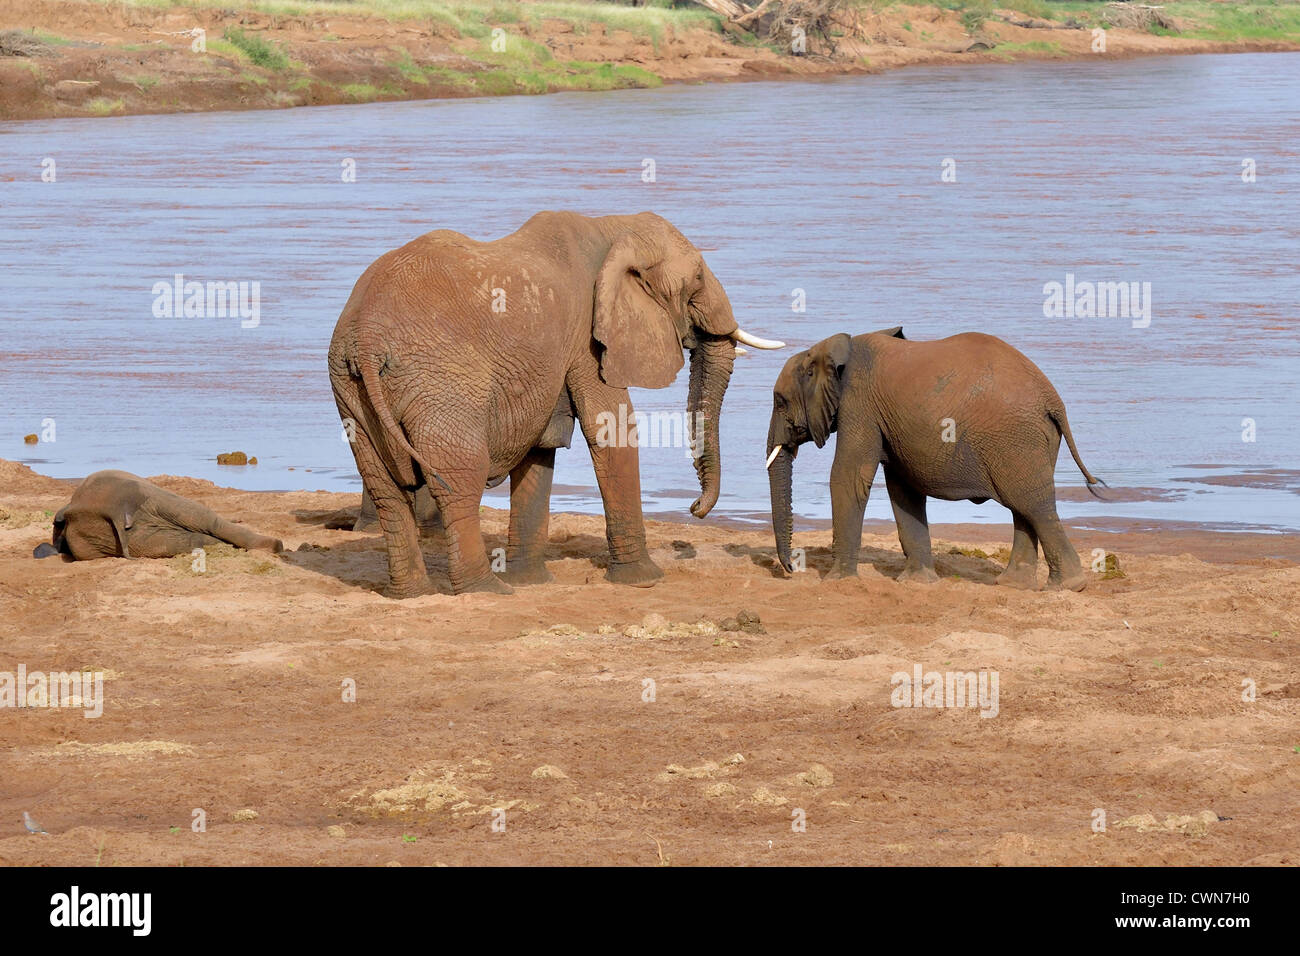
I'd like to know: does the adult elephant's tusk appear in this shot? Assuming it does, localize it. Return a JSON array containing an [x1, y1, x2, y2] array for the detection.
[[765, 445, 783, 469], [732, 328, 785, 350]]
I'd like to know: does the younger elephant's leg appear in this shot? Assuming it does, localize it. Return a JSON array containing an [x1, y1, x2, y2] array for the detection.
[[569, 375, 661, 587], [205, 514, 283, 553], [351, 432, 431, 598], [503, 447, 555, 586], [884, 470, 938, 583], [826, 430, 882, 579], [996, 512, 1040, 590], [1025, 506, 1087, 592]]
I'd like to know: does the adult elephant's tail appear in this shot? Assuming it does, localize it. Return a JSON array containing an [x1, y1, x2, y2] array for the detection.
[[1048, 405, 1106, 499], [345, 332, 451, 495]]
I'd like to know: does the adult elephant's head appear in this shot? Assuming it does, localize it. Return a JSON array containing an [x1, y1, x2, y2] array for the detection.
[[593, 213, 783, 518]]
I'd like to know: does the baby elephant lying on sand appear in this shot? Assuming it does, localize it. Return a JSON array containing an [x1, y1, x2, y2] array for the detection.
[[34, 470, 283, 560]]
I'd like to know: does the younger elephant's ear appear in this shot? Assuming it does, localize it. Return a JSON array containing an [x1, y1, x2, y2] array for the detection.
[[110, 509, 133, 558], [872, 325, 906, 339], [805, 333, 852, 447], [593, 234, 685, 390]]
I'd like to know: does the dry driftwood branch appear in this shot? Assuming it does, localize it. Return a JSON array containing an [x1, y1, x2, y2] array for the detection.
[[697, 0, 844, 55]]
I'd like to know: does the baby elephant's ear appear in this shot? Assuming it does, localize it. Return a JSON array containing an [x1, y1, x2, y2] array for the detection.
[[872, 326, 905, 339], [805, 333, 852, 447]]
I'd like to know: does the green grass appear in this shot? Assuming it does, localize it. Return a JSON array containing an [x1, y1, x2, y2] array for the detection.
[[86, 97, 125, 115], [990, 39, 1064, 59], [32, 29, 75, 46], [223, 26, 290, 70], [89, 0, 719, 42], [391, 48, 429, 84], [130, 74, 160, 91], [340, 82, 383, 101]]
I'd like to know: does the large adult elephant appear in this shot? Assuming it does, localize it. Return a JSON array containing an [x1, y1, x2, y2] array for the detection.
[[765, 328, 1103, 591], [328, 210, 783, 597]]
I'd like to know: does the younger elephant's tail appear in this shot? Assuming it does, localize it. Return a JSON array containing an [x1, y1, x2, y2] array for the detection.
[[354, 344, 451, 494], [1049, 406, 1107, 499]]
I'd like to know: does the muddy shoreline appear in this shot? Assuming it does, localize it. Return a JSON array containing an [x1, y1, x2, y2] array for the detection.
[[3, 458, 1297, 866], [3, 0, 1299, 121]]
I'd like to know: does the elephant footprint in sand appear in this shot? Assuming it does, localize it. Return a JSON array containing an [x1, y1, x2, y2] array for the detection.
[[766, 328, 1104, 591], [329, 210, 783, 597], [35, 470, 283, 560]]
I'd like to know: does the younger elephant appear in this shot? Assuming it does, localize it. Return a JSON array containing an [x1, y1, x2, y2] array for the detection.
[[34, 470, 283, 560], [766, 328, 1103, 591]]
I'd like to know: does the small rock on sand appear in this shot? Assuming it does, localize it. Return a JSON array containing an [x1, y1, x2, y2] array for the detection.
[[327, 825, 346, 839], [231, 808, 258, 822], [795, 764, 834, 788], [531, 764, 569, 780]]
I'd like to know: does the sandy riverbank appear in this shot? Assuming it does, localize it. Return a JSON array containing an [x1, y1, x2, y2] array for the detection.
[[2, 459, 1296, 865], [2, 0, 1299, 121]]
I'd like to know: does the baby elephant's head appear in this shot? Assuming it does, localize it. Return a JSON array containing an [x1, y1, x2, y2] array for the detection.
[[33, 506, 73, 559], [765, 333, 852, 572], [765, 326, 904, 572]]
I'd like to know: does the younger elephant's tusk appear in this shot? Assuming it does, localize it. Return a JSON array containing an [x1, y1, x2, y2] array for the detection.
[[734, 345, 749, 356], [765, 446, 783, 469], [732, 328, 786, 350]]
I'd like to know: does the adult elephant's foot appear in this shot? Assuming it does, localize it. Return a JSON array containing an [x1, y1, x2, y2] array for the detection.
[[1046, 570, 1088, 592], [381, 575, 437, 599], [458, 573, 514, 595], [606, 554, 663, 588], [824, 563, 858, 581], [502, 561, 554, 586], [896, 564, 939, 584], [996, 564, 1039, 590]]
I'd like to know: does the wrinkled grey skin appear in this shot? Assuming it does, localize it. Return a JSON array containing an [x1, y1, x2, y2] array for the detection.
[[329, 210, 760, 598], [766, 328, 1103, 591], [34, 470, 283, 561]]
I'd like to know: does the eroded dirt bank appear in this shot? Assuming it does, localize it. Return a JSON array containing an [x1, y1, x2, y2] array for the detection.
[[2, 460, 1296, 865], [2, 0, 1299, 121]]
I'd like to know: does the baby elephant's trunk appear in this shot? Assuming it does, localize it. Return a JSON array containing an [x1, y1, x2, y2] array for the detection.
[[766, 413, 796, 573]]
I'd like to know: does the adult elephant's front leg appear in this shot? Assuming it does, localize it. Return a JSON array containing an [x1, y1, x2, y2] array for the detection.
[[503, 447, 556, 586], [569, 377, 662, 587]]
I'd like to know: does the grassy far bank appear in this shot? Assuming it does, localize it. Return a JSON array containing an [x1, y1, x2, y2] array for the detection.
[[2, 0, 1299, 119]]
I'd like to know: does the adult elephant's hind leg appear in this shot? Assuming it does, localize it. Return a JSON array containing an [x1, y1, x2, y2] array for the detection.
[[996, 512, 1040, 590], [503, 447, 555, 586], [1026, 505, 1087, 592], [350, 432, 432, 598], [884, 469, 938, 584], [431, 471, 512, 595]]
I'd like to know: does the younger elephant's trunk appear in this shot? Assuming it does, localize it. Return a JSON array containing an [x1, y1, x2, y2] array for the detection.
[[767, 415, 796, 572], [686, 334, 735, 518]]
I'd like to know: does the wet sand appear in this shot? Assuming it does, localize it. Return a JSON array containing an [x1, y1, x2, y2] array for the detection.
[[2, 460, 1296, 865]]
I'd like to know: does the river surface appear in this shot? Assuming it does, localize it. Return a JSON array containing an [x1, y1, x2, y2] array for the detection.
[[3, 53, 1298, 531]]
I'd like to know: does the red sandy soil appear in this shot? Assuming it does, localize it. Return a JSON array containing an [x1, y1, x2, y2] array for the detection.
[[1, 459, 1297, 865], [2, 0, 1298, 120]]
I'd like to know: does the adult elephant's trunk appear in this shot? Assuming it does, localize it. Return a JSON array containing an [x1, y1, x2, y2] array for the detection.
[[767, 413, 796, 572], [686, 334, 735, 518]]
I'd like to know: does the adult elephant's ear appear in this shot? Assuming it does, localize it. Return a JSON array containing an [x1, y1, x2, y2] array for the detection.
[[805, 333, 852, 447], [593, 234, 685, 389]]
